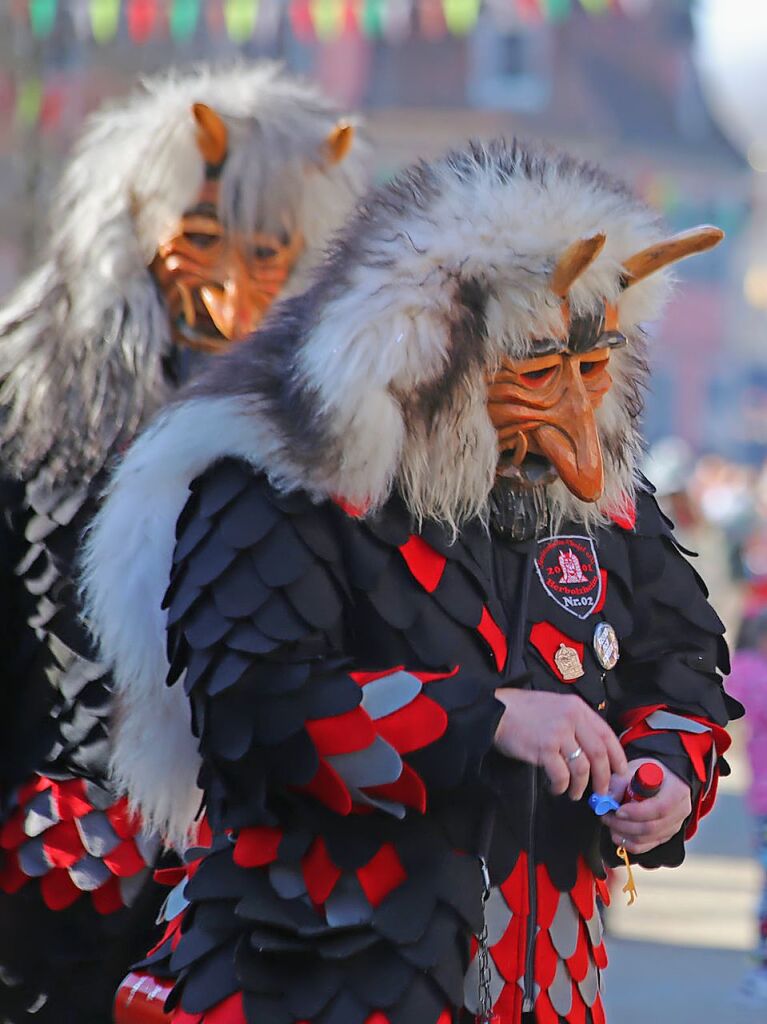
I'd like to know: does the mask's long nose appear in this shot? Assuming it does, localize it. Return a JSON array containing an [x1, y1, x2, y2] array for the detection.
[[531, 362, 605, 503], [200, 250, 262, 341]]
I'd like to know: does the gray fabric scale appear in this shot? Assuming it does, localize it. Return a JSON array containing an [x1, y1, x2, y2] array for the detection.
[[462, 946, 505, 1014], [23, 790, 58, 837], [74, 811, 121, 857], [578, 955, 600, 1007], [68, 854, 111, 891], [158, 878, 190, 925], [135, 831, 161, 865], [120, 869, 150, 907], [548, 958, 573, 1017], [359, 671, 422, 720], [18, 836, 52, 877], [549, 895, 580, 959], [324, 874, 372, 927], [269, 862, 308, 900], [327, 736, 403, 788], [584, 906, 602, 949], [347, 785, 405, 820], [485, 886, 513, 945]]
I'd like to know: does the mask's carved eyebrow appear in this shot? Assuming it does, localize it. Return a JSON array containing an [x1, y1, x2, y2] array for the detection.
[[567, 311, 605, 353]]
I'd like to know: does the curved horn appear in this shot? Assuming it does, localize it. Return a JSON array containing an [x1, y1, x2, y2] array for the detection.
[[192, 102, 228, 166], [323, 122, 355, 166], [549, 234, 606, 299], [621, 225, 724, 287]]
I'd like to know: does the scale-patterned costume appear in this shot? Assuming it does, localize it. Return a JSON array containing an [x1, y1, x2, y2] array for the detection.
[[0, 63, 364, 1023], [83, 140, 740, 1024]]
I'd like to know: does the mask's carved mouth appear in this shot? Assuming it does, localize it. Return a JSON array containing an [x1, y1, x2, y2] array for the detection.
[[497, 450, 558, 488]]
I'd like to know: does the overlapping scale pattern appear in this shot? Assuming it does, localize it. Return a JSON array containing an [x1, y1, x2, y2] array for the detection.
[[0, 776, 157, 912], [123, 462, 737, 1024], [158, 459, 508, 1024]]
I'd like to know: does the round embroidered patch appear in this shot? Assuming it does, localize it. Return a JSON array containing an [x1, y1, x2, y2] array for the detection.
[[534, 535, 602, 620]]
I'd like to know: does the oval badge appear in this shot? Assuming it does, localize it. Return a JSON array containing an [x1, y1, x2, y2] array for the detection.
[[593, 621, 619, 671]]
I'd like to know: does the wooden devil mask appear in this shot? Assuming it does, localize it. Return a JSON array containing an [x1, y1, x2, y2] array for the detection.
[[487, 226, 724, 503], [151, 103, 355, 354]]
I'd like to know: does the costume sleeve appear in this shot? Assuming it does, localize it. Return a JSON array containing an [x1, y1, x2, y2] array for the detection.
[[606, 489, 742, 868], [164, 458, 505, 833]]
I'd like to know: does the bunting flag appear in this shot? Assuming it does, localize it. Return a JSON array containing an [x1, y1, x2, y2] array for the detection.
[[12, 0, 655, 45]]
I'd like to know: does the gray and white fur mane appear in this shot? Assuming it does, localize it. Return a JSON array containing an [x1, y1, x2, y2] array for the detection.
[[83, 139, 673, 846], [0, 61, 366, 484]]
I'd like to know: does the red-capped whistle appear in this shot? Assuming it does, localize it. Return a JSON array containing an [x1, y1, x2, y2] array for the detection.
[[624, 762, 663, 803]]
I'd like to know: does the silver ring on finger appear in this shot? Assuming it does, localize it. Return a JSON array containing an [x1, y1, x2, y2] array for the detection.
[[566, 746, 583, 763]]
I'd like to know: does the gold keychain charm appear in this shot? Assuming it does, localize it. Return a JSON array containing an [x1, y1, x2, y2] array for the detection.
[[615, 844, 638, 906]]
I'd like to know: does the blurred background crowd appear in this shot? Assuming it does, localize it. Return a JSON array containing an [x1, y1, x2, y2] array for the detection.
[[4, 0, 767, 1021]]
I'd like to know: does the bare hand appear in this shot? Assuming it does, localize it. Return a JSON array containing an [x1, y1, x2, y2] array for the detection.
[[493, 689, 628, 799], [604, 758, 692, 855]]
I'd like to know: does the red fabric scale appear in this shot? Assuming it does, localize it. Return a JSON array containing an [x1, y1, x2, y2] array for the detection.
[[398, 536, 447, 593], [91, 875, 126, 915], [42, 818, 84, 869], [374, 695, 447, 753], [233, 826, 283, 869], [50, 779, 92, 820], [305, 707, 377, 755], [356, 844, 407, 907], [477, 607, 508, 671], [302, 837, 341, 905], [365, 762, 427, 814], [529, 623, 585, 683]]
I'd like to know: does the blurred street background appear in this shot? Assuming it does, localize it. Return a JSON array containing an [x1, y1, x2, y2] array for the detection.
[[4, 0, 767, 1020]]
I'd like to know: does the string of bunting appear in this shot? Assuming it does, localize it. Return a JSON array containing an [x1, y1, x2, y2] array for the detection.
[[16, 0, 655, 43]]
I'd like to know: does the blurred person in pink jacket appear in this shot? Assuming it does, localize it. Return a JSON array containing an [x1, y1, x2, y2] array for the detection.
[[728, 612, 767, 1007]]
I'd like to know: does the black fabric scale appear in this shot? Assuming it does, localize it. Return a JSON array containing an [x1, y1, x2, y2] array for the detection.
[[0, 467, 165, 1023], [153, 457, 735, 1024]]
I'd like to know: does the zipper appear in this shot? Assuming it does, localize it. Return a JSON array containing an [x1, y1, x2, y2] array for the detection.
[[522, 765, 538, 1011], [488, 540, 539, 1013]]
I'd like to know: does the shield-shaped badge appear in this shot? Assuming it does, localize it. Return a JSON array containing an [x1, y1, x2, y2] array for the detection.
[[534, 535, 603, 620]]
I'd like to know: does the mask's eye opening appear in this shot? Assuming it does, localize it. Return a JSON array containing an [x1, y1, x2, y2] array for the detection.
[[185, 233, 221, 249], [252, 244, 279, 260], [521, 366, 556, 385], [579, 360, 603, 377]]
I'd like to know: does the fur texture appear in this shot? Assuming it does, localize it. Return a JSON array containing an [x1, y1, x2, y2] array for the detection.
[[0, 61, 367, 483], [84, 139, 675, 846]]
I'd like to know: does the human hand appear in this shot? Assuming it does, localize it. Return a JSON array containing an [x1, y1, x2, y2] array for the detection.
[[604, 758, 692, 855], [493, 689, 628, 799]]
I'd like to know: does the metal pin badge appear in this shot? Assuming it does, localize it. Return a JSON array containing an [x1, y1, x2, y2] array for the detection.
[[593, 622, 619, 671], [554, 643, 584, 680]]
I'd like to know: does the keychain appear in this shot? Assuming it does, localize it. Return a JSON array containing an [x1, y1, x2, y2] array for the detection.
[[589, 762, 664, 906]]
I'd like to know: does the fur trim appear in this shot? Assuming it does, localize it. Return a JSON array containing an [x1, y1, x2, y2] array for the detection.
[[82, 398, 274, 847], [84, 138, 677, 844], [0, 61, 367, 482]]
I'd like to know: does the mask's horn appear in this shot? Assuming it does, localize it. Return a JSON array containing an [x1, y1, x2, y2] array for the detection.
[[323, 122, 355, 166], [192, 102, 228, 167], [550, 234, 606, 299], [621, 225, 724, 287]]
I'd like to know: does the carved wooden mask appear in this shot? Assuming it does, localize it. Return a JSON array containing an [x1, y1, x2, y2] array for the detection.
[[151, 104, 354, 354], [486, 226, 724, 503]]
